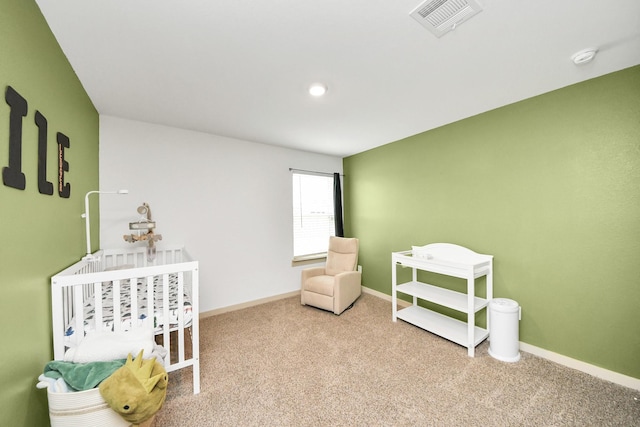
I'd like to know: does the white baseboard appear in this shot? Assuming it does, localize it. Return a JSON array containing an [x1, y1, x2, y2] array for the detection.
[[519, 342, 640, 391], [362, 285, 411, 306], [200, 290, 300, 318], [362, 285, 391, 301], [362, 286, 640, 391]]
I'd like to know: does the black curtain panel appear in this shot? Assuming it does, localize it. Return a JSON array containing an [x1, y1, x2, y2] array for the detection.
[[333, 172, 344, 237]]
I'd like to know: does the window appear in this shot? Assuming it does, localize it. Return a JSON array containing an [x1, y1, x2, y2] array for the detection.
[[292, 171, 335, 260]]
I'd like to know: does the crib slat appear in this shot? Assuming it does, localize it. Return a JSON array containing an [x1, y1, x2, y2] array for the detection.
[[177, 271, 185, 363], [146, 276, 154, 330], [73, 285, 84, 347], [94, 282, 103, 332], [112, 280, 121, 333], [130, 277, 138, 330], [162, 273, 170, 364]]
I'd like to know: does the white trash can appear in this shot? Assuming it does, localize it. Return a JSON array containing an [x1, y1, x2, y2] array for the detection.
[[488, 298, 521, 362]]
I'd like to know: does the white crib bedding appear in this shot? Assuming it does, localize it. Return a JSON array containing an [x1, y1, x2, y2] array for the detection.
[[64, 274, 193, 341]]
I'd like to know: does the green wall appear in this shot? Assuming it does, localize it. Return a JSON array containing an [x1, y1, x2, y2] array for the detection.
[[344, 66, 640, 380], [0, 1, 99, 425]]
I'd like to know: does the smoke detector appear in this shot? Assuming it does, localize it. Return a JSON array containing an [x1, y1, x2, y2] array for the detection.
[[410, 0, 483, 38], [571, 48, 598, 65]]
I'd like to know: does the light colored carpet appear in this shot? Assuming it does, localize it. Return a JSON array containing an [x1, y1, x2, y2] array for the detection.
[[155, 293, 639, 426]]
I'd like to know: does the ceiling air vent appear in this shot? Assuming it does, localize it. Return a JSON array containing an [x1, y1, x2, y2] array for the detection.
[[410, 0, 483, 38]]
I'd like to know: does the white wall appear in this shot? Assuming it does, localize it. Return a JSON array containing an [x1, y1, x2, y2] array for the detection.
[[99, 116, 342, 312]]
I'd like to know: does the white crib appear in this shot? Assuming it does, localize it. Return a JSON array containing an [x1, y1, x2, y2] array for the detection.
[[50, 246, 200, 394]]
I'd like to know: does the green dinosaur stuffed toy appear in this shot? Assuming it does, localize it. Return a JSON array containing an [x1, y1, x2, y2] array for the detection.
[[99, 350, 168, 425]]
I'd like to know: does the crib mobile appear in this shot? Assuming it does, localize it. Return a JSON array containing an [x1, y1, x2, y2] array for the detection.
[[123, 203, 162, 262]]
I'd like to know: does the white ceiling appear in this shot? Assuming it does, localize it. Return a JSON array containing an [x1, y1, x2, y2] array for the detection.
[[35, 0, 640, 157]]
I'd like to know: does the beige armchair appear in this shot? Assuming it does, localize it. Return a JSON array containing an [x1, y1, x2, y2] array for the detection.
[[301, 236, 362, 315]]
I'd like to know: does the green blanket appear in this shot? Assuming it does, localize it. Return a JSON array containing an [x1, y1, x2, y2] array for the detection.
[[44, 359, 125, 391]]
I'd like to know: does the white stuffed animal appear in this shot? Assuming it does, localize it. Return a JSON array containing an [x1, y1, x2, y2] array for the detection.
[[36, 374, 69, 393]]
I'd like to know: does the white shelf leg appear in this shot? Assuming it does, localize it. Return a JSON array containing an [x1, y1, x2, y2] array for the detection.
[[487, 259, 493, 334], [392, 260, 397, 322], [412, 267, 418, 306], [467, 274, 474, 357]]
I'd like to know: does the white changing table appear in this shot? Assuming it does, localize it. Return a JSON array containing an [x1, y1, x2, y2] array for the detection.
[[392, 243, 493, 357]]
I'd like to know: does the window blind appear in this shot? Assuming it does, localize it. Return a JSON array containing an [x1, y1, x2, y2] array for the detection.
[[292, 172, 335, 258]]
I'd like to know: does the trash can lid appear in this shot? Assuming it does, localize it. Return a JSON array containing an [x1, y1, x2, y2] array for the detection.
[[491, 298, 519, 313]]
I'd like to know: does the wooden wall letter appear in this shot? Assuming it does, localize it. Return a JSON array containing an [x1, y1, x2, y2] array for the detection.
[[35, 111, 54, 195], [3, 86, 27, 190], [57, 132, 70, 198]]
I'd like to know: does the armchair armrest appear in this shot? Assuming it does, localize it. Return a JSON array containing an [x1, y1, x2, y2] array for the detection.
[[333, 271, 362, 314], [334, 270, 361, 286]]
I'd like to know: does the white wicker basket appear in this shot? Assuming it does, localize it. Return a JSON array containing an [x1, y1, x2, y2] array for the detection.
[[47, 387, 130, 427]]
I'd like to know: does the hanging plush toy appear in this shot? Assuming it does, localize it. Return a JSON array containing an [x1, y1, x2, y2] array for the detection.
[[99, 350, 168, 425]]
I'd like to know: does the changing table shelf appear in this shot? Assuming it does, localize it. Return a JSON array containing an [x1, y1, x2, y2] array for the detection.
[[396, 306, 489, 348], [396, 282, 489, 313], [392, 243, 493, 357]]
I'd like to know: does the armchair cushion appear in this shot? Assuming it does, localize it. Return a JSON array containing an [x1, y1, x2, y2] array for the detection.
[[325, 237, 358, 276], [305, 275, 335, 296]]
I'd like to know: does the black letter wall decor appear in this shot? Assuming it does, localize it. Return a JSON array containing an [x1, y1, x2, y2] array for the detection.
[[35, 111, 54, 195], [3, 86, 27, 190], [57, 132, 70, 198], [2, 85, 72, 198]]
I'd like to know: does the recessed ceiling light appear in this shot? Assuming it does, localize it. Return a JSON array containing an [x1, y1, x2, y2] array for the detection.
[[309, 83, 327, 97], [571, 48, 598, 65]]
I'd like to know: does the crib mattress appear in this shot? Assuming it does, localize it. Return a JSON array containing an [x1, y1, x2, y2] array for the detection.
[[64, 274, 193, 341]]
